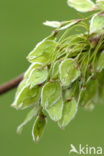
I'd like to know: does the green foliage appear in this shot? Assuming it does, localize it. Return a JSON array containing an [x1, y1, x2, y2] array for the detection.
[[90, 12, 104, 33], [41, 81, 61, 109], [67, 0, 96, 12], [17, 106, 40, 134], [96, 0, 104, 10], [13, 0, 104, 142], [51, 61, 60, 79], [43, 19, 81, 30], [27, 40, 57, 64], [13, 85, 41, 109], [58, 99, 77, 128], [46, 97, 63, 121], [78, 78, 98, 106], [26, 67, 48, 88], [32, 113, 47, 142], [59, 59, 81, 86], [97, 50, 104, 72]]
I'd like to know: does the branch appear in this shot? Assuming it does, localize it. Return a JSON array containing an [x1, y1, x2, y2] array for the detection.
[[0, 74, 24, 95]]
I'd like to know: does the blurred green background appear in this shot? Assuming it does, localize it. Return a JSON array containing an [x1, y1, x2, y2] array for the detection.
[[0, 0, 104, 156]]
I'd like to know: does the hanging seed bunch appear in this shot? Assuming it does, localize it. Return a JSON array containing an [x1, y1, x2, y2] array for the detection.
[[12, 0, 104, 142]]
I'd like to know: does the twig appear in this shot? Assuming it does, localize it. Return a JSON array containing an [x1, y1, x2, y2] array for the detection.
[[0, 74, 24, 95]]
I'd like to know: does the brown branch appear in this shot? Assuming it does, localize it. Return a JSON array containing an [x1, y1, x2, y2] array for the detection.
[[0, 74, 24, 95]]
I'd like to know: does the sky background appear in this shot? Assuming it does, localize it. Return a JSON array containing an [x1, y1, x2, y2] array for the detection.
[[0, 0, 104, 156]]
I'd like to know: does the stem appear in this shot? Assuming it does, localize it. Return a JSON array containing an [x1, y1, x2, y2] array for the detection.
[[0, 74, 24, 95]]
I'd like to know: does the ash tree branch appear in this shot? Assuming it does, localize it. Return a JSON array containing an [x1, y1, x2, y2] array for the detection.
[[0, 74, 24, 95]]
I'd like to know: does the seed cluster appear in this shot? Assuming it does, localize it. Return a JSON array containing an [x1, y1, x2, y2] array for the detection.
[[13, 0, 104, 142]]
